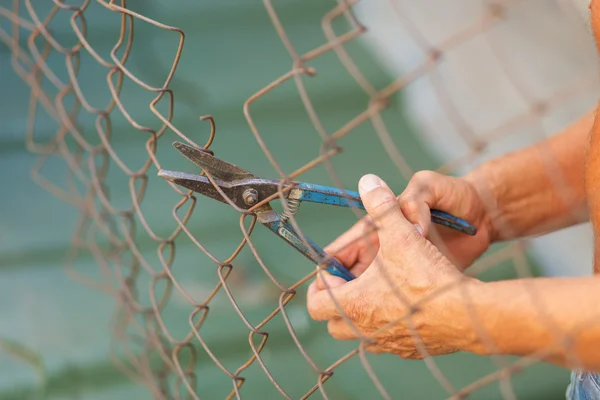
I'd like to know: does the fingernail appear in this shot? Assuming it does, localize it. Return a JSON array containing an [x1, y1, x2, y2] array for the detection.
[[359, 174, 384, 193], [414, 224, 423, 235]]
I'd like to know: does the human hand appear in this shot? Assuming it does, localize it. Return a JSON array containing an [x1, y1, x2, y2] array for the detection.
[[398, 170, 494, 269], [321, 171, 493, 278], [307, 174, 480, 358]]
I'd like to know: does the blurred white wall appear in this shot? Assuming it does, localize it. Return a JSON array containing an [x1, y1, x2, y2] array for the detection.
[[355, 0, 600, 276]]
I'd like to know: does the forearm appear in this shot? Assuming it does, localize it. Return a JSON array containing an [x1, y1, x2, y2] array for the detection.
[[585, 107, 600, 271], [464, 110, 593, 242], [457, 276, 600, 370]]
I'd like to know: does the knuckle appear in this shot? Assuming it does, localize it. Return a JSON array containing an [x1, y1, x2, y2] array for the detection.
[[307, 304, 320, 320], [402, 170, 440, 206], [412, 170, 438, 184], [364, 343, 383, 354], [369, 193, 399, 216], [327, 321, 341, 339], [395, 347, 421, 359], [399, 200, 421, 218], [307, 298, 328, 321], [403, 351, 424, 360]]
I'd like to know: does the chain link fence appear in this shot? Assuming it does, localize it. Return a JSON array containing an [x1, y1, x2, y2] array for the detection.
[[1, 0, 598, 399]]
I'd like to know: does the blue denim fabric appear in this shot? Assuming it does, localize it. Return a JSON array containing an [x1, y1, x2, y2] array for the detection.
[[566, 370, 600, 400]]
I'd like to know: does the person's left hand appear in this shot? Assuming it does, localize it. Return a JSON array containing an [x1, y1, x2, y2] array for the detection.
[[306, 174, 481, 358]]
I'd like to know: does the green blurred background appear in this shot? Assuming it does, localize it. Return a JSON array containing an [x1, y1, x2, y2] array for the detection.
[[0, 1, 571, 398]]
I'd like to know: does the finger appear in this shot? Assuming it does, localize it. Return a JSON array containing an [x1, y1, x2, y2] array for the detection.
[[315, 271, 347, 290], [324, 214, 373, 254], [327, 318, 359, 340], [349, 243, 379, 277], [306, 279, 349, 321], [363, 343, 385, 354], [321, 215, 380, 280], [399, 178, 434, 237], [358, 174, 421, 249], [323, 215, 378, 267], [401, 171, 473, 235]]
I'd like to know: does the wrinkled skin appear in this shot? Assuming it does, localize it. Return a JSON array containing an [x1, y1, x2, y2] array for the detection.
[[304, 1, 600, 368], [306, 174, 480, 358], [323, 170, 494, 275]]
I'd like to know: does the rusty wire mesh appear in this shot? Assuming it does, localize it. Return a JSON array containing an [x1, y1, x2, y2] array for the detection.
[[1, 0, 599, 399]]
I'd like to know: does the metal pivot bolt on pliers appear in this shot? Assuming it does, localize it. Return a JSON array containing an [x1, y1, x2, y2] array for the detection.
[[158, 141, 477, 282]]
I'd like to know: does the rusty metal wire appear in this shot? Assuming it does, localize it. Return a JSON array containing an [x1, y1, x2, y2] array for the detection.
[[1, 0, 599, 399]]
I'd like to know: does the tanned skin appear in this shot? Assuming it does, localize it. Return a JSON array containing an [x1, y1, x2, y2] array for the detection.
[[306, 2, 600, 371]]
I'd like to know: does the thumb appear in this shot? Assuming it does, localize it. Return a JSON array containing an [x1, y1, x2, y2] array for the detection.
[[358, 174, 421, 248]]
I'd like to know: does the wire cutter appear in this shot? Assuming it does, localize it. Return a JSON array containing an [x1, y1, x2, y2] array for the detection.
[[158, 141, 477, 281]]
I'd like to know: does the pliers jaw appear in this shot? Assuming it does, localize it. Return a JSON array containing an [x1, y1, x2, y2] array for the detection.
[[158, 168, 286, 212], [171, 141, 255, 182]]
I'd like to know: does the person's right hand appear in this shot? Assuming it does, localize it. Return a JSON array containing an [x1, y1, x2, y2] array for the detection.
[[321, 171, 494, 286], [398, 170, 494, 270]]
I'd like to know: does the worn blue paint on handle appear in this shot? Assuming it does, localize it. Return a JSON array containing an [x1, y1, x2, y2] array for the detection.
[[294, 182, 364, 210], [430, 210, 477, 236], [293, 182, 477, 236]]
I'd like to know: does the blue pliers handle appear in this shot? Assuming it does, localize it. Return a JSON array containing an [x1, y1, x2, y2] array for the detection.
[[283, 182, 477, 281], [293, 182, 476, 234]]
